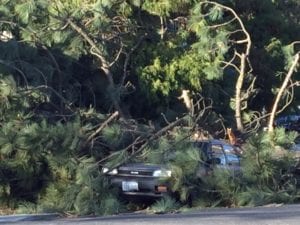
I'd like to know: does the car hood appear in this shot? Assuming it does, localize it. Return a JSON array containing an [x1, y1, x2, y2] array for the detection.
[[118, 163, 163, 172]]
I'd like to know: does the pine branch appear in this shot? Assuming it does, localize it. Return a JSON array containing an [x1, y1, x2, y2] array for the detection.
[[109, 44, 123, 67], [98, 117, 187, 167], [67, 18, 109, 68], [66, 18, 124, 116], [97, 136, 143, 166], [121, 34, 146, 87], [39, 45, 64, 112], [84, 111, 119, 147], [208, 17, 236, 29], [0, 60, 29, 87]]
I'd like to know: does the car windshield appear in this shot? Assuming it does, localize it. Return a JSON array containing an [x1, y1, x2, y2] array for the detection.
[[193, 141, 209, 161], [194, 141, 209, 151]]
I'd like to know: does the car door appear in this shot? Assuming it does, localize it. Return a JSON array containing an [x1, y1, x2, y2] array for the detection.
[[194, 141, 211, 177], [210, 143, 227, 169], [222, 144, 241, 173]]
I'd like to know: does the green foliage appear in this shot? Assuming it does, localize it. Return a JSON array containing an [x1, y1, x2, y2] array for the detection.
[[15, 0, 36, 24], [142, 0, 190, 16], [241, 129, 296, 186], [201, 169, 241, 207], [0, 72, 126, 215], [74, 187, 95, 215], [38, 183, 74, 213], [282, 43, 299, 70], [208, 6, 224, 22], [15, 201, 38, 214], [39, 157, 123, 215], [97, 194, 124, 216], [135, 1, 233, 107], [137, 39, 225, 102], [237, 185, 297, 207], [102, 124, 123, 148], [149, 195, 179, 214]]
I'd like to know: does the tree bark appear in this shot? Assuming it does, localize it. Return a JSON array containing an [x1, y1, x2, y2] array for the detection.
[[235, 53, 246, 132], [160, 16, 165, 40]]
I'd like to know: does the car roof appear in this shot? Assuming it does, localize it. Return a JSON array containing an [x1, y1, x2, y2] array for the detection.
[[194, 139, 230, 145]]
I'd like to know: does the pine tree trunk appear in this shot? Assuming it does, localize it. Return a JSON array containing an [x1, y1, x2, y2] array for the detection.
[[160, 16, 165, 40], [101, 66, 123, 116], [235, 53, 246, 132]]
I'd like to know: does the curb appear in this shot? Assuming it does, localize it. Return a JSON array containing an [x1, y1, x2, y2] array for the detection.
[[0, 213, 60, 223]]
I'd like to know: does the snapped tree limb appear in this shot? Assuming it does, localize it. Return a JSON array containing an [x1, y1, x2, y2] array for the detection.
[[200, 1, 253, 132], [268, 52, 300, 132]]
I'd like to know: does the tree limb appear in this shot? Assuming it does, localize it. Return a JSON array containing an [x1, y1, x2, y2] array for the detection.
[[0, 60, 29, 87], [121, 34, 146, 87], [268, 53, 300, 132], [109, 43, 124, 67], [208, 17, 236, 29], [67, 18, 109, 68], [98, 117, 186, 167], [67, 18, 124, 116], [84, 111, 119, 146]]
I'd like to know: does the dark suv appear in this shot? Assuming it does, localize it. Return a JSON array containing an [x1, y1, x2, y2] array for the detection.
[[102, 139, 241, 198]]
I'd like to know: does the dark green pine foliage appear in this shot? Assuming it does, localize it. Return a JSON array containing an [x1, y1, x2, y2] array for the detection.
[[0, 74, 124, 214], [135, 3, 229, 105]]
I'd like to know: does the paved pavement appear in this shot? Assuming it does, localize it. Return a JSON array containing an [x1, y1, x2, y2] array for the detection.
[[2, 204, 300, 225], [0, 213, 60, 223]]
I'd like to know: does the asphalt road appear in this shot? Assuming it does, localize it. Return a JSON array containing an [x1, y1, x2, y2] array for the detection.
[[4, 204, 300, 225]]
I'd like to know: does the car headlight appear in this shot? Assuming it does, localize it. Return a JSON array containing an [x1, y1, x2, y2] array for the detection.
[[102, 167, 118, 175], [153, 169, 172, 177]]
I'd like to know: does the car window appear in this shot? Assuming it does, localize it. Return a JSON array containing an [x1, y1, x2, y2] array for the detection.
[[223, 144, 235, 153], [194, 142, 209, 161], [226, 153, 240, 166], [194, 142, 209, 151], [211, 144, 226, 165]]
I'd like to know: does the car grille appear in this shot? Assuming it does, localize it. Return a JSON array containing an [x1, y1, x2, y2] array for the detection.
[[117, 169, 153, 177]]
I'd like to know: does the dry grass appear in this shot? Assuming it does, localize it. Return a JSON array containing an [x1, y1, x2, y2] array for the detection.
[[0, 207, 16, 215]]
